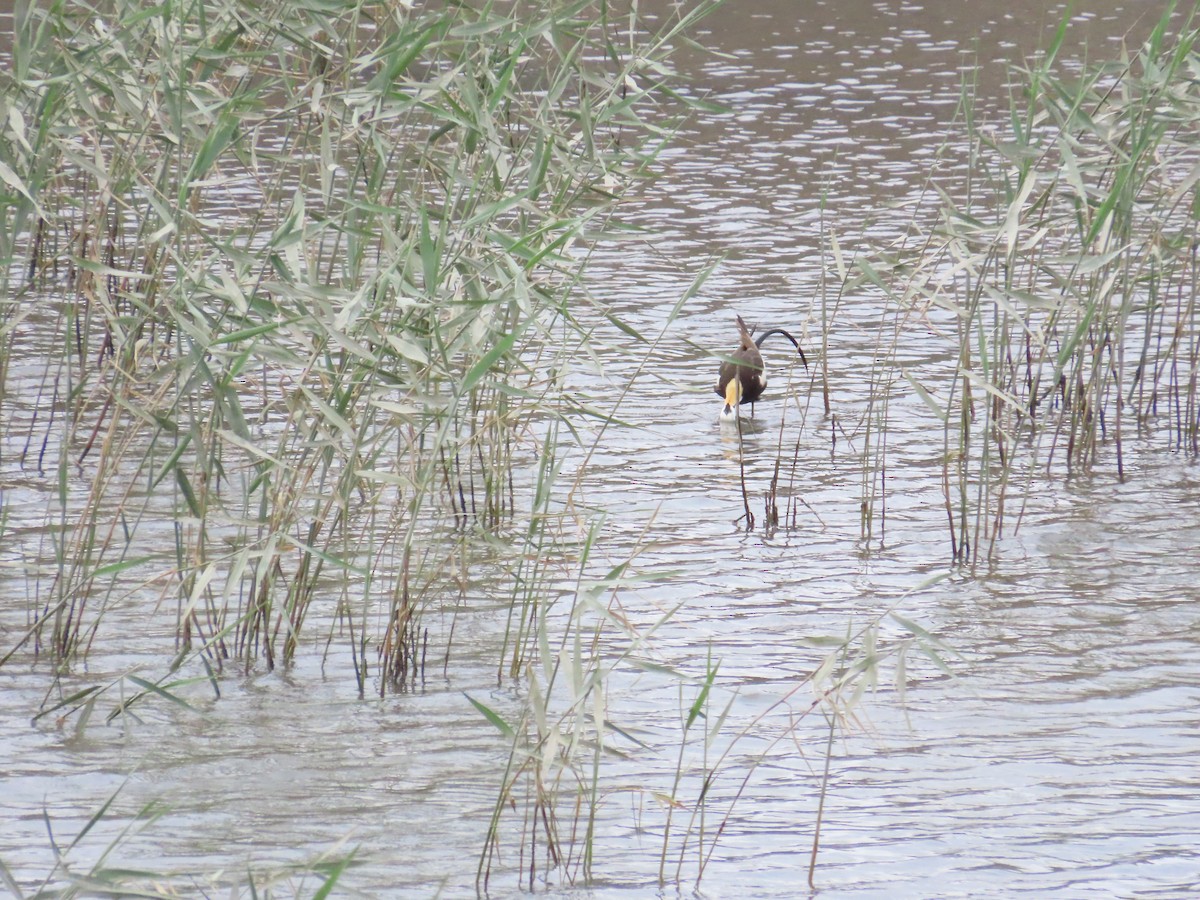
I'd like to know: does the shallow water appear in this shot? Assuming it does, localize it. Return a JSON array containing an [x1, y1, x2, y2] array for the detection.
[[4, 1, 1200, 897]]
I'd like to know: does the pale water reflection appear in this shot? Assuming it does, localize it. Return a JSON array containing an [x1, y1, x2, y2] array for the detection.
[[4, 1, 1199, 897]]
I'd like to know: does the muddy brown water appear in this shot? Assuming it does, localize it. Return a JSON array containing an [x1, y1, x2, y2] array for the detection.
[[4, 1, 1200, 896]]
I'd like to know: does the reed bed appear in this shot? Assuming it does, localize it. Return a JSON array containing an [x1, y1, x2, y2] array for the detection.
[[768, 5, 1200, 563], [0, 0, 711, 692]]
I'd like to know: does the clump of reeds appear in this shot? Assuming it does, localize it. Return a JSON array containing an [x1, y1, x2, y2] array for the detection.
[[849, 4, 1200, 562], [472, 561, 952, 893], [0, 0, 712, 691]]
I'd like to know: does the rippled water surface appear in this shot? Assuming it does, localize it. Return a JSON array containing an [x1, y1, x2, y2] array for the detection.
[[4, 1, 1200, 897]]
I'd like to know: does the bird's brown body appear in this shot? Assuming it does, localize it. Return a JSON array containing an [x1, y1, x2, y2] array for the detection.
[[715, 315, 806, 420], [716, 316, 767, 418]]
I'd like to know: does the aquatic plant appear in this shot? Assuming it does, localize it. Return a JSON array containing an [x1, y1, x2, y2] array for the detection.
[[834, 4, 1200, 562], [473, 564, 951, 892], [0, 0, 708, 689]]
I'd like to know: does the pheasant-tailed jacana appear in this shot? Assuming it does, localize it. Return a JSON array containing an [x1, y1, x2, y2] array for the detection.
[[715, 315, 807, 422]]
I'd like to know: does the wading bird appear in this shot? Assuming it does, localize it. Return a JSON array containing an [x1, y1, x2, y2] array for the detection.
[[715, 315, 807, 422]]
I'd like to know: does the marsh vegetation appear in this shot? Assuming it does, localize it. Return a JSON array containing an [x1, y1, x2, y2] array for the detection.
[[851, 5, 1200, 561], [2, 0, 1199, 895], [0, 0, 716, 685]]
